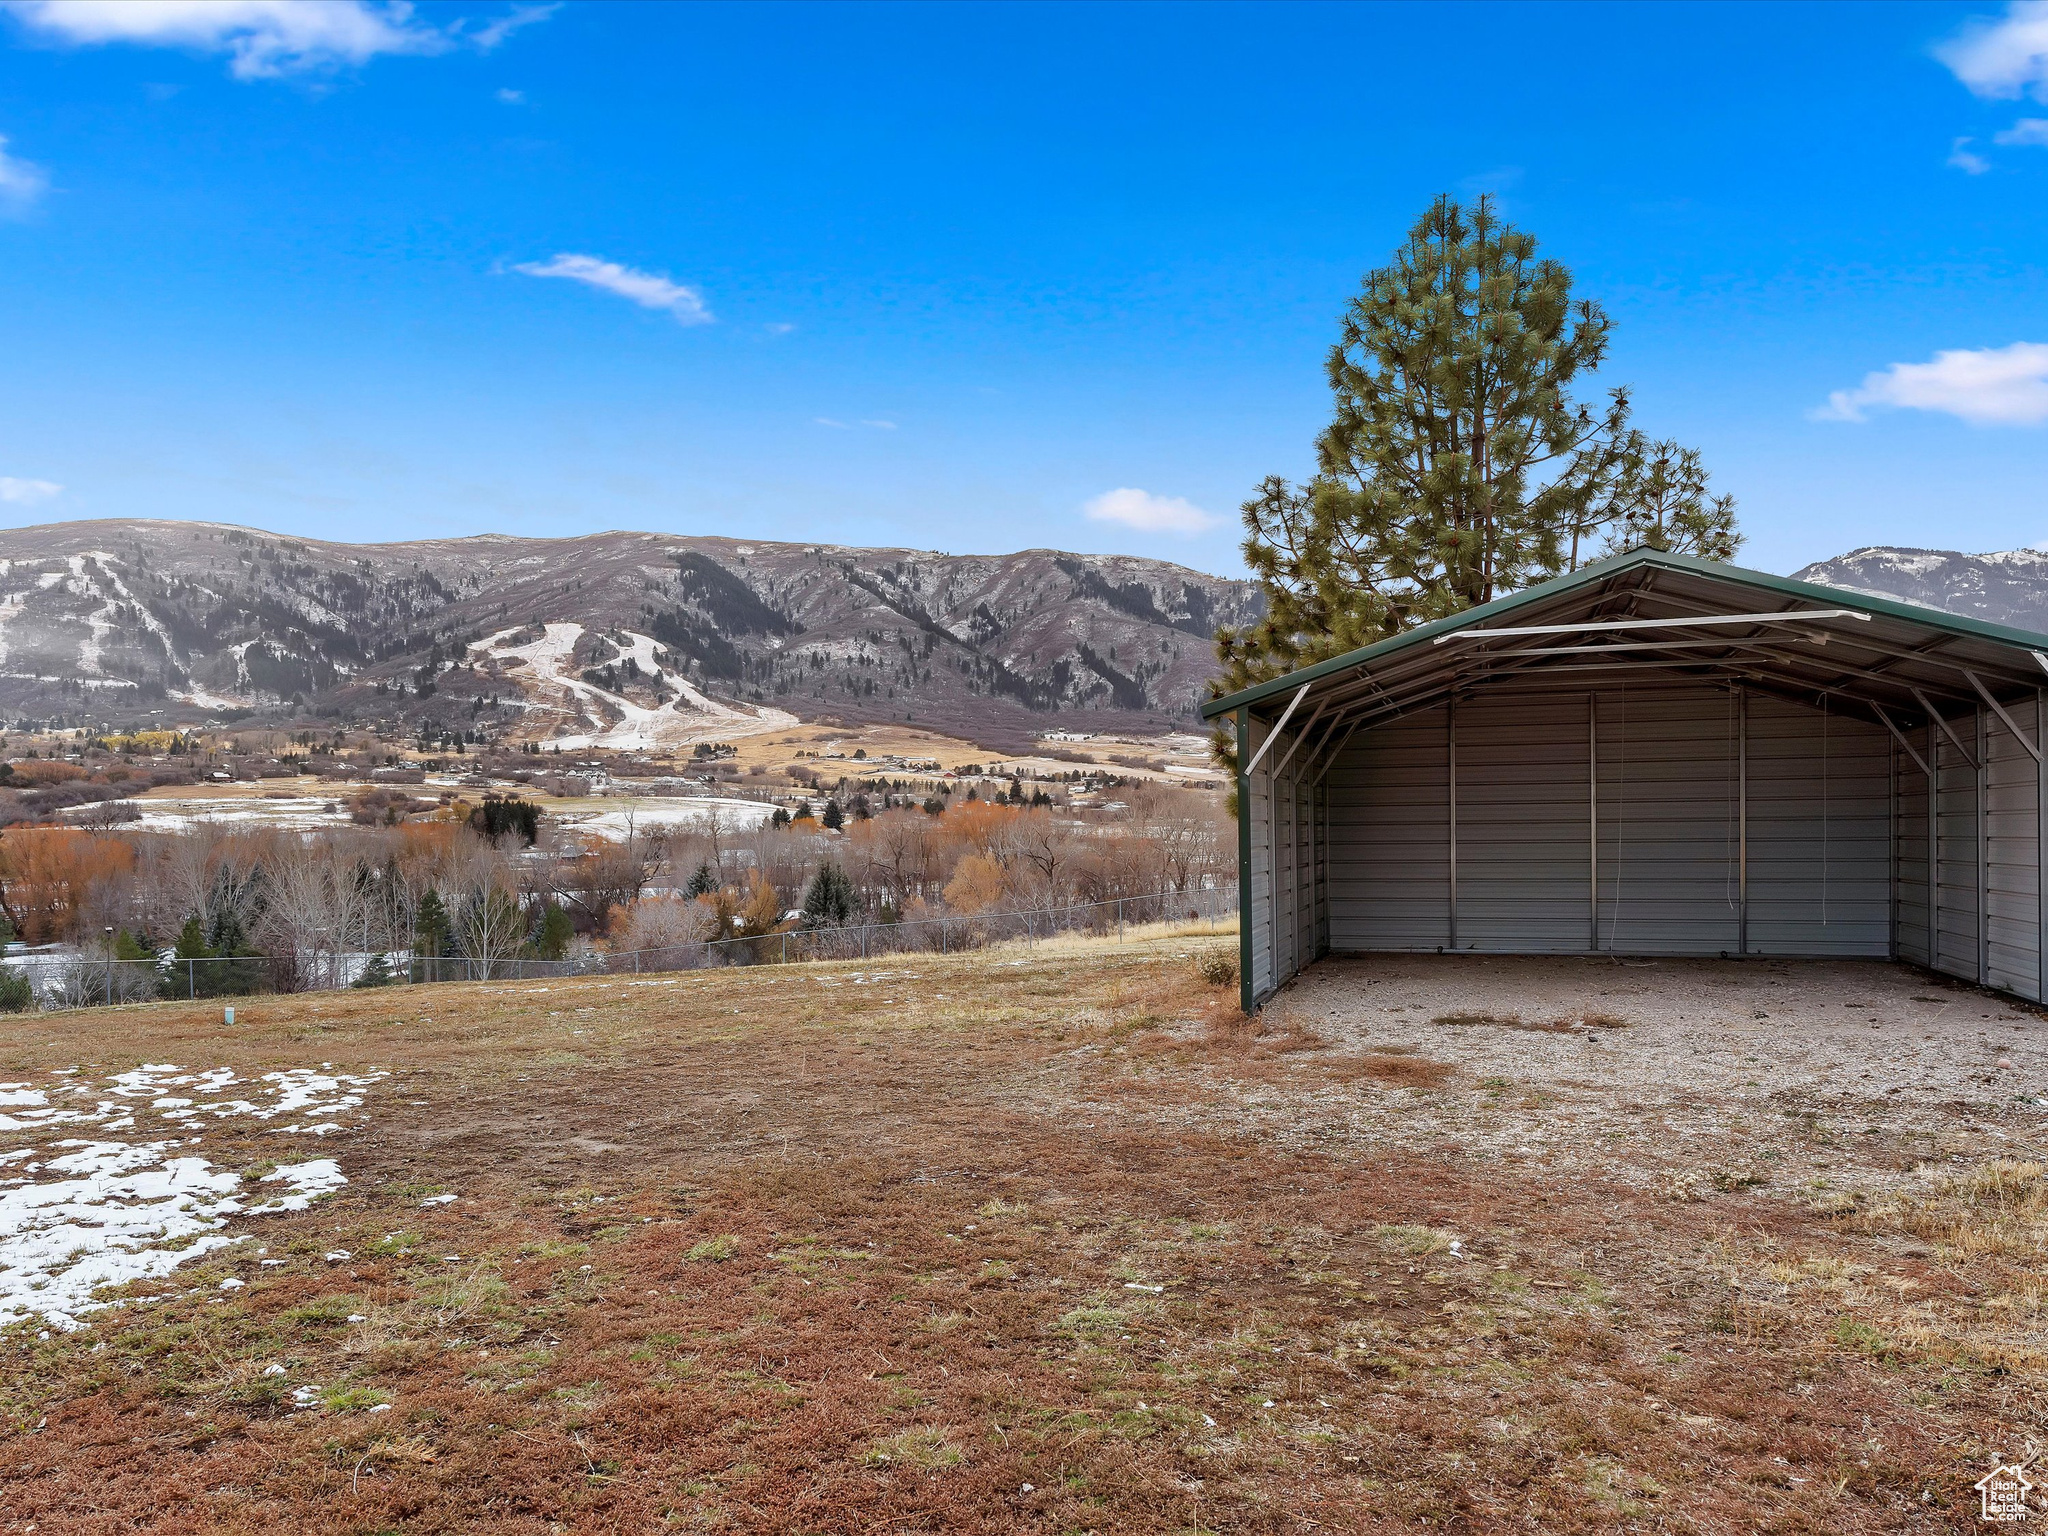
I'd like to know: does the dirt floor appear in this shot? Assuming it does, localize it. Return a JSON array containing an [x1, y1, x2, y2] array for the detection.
[[1, 937, 2044, 1532]]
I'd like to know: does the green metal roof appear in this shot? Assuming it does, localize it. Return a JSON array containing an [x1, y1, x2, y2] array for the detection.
[[1198, 548, 2048, 721]]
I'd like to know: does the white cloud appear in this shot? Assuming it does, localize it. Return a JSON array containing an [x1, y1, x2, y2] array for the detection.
[[763, 322, 795, 336], [513, 253, 713, 325], [1815, 341, 2048, 426], [1083, 487, 1218, 535], [463, 3, 556, 51], [860, 419, 897, 430], [0, 477, 62, 506], [495, 87, 524, 104], [1949, 135, 1993, 172], [2, 1, 556, 80], [0, 134, 46, 211], [1996, 115, 2048, 143], [1937, 1, 2048, 100], [814, 417, 848, 429]]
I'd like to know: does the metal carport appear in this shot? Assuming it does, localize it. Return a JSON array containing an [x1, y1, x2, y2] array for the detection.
[[1201, 549, 2048, 1014]]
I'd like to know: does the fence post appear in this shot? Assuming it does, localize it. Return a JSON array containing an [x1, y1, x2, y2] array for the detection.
[[1118, 899, 1124, 943], [780, 931, 787, 965], [634, 947, 641, 975], [188, 957, 195, 1001]]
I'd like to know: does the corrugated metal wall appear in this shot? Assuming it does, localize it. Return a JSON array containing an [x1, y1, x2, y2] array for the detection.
[[1248, 682, 2048, 1007], [1326, 704, 1451, 952], [1456, 694, 1594, 952], [1986, 703, 2041, 996], [1893, 727, 1933, 968], [1593, 688, 1745, 955], [1933, 707, 1981, 982], [1744, 695, 1891, 956], [1245, 715, 1274, 1002]]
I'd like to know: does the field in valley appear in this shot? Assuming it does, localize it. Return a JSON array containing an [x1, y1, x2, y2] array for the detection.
[[1, 937, 2043, 1532]]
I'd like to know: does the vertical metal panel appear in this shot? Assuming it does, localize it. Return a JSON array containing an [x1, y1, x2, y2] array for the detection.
[[1888, 731, 1898, 959], [1588, 693, 1599, 950], [1932, 705, 1980, 979], [1447, 695, 1459, 951], [2039, 691, 2047, 1002], [1451, 692, 1594, 951], [1738, 687, 1749, 953], [1980, 707, 1991, 984], [1326, 703, 1451, 951], [1245, 714, 1274, 1002], [1236, 708, 1252, 1014], [1984, 702, 2040, 998], [1595, 686, 1743, 955], [1894, 731, 1933, 968], [1745, 694, 1890, 955]]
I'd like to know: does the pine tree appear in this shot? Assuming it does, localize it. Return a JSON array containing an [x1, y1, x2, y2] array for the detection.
[[535, 901, 574, 961], [413, 889, 450, 956], [1216, 194, 1740, 711], [1604, 440, 1741, 561], [685, 861, 719, 898], [801, 860, 858, 926], [411, 888, 451, 982], [352, 952, 394, 988], [821, 798, 844, 830], [201, 908, 266, 996]]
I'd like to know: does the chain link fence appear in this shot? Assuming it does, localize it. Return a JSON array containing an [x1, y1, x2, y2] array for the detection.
[[0, 884, 1239, 1011]]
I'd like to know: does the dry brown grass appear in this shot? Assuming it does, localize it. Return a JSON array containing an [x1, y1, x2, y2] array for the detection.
[[0, 938, 2029, 1532]]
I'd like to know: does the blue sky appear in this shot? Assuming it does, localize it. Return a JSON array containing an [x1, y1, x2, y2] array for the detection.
[[0, 1, 2044, 579]]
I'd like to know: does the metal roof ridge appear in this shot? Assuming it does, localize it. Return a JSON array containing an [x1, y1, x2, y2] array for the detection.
[[1198, 548, 2048, 720]]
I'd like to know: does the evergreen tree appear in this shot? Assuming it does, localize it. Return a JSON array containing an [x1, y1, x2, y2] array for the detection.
[[200, 908, 265, 996], [412, 888, 451, 982], [1216, 194, 1740, 711], [352, 952, 394, 988], [685, 860, 720, 898], [801, 860, 858, 926], [414, 889, 450, 956], [792, 800, 814, 824], [1604, 439, 1740, 561], [770, 807, 791, 829], [160, 914, 214, 998], [821, 798, 844, 830], [535, 901, 574, 961]]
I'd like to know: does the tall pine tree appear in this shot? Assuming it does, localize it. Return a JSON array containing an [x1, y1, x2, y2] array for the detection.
[[1216, 195, 1739, 712]]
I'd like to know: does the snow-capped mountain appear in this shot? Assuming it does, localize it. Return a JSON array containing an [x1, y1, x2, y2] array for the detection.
[[1792, 546, 2048, 634], [0, 520, 1262, 748]]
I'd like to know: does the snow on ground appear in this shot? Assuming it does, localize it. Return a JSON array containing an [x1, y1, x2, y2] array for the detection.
[[472, 621, 797, 751], [552, 796, 780, 842], [0, 1064, 385, 1330], [127, 795, 350, 834]]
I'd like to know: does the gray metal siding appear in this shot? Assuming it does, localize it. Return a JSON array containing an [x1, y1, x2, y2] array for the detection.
[[1246, 717, 1273, 1001], [1252, 676, 2042, 1002], [1894, 734, 1934, 968], [1454, 694, 1593, 951], [1985, 705, 2040, 998], [1594, 687, 1742, 955], [1744, 695, 1891, 956], [1327, 704, 1452, 951], [1933, 709, 1981, 981]]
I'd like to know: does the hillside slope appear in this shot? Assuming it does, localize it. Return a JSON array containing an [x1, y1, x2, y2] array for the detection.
[[0, 521, 1261, 749]]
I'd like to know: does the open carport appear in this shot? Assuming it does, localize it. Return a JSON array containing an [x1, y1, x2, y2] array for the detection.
[[1202, 549, 2048, 1013]]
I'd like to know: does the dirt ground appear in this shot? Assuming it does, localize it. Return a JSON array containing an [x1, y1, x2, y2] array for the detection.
[[1, 937, 2044, 1533]]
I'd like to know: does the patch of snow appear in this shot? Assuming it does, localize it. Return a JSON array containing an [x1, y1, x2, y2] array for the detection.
[[471, 621, 797, 751], [0, 1140, 353, 1331]]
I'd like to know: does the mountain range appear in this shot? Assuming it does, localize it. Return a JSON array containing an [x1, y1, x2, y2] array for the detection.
[[0, 520, 1263, 752], [1791, 546, 2048, 634]]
